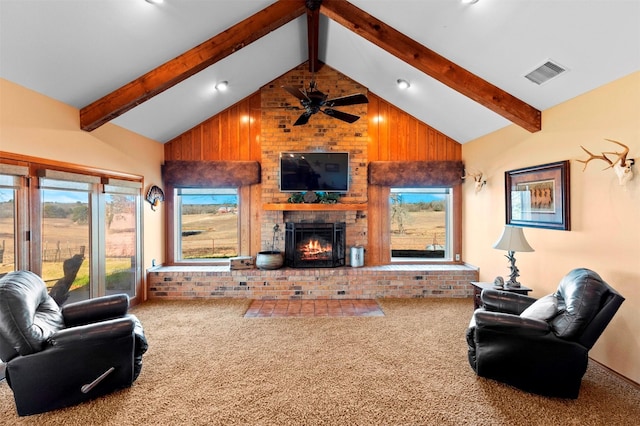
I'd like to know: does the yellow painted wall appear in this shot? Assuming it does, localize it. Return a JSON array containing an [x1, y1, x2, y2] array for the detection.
[[462, 71, 640, 383], [0, 78, 166, 294]]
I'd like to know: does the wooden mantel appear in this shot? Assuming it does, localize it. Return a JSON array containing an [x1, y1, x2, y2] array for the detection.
[[263, 203, 367, 211]]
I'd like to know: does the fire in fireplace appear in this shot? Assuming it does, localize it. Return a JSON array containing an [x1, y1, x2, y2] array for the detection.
[[300, 239, 332, 261], [285, 222, 346, 268]]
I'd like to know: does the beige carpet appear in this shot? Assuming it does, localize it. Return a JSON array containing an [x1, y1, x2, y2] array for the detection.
[[1, 298, 638, 425]]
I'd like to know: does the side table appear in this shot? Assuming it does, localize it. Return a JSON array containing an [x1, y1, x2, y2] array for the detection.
[[470, 282, 532, 310]]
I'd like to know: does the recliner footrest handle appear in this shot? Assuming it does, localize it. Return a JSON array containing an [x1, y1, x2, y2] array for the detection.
[[81, 367, 115, 394]]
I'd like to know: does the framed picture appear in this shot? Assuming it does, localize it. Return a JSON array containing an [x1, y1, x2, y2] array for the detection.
[[505, 160, 570, 230]]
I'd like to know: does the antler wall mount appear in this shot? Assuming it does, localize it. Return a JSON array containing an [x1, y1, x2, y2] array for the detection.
[[577, 139, 635, 186], [462, 169, 486, 193]]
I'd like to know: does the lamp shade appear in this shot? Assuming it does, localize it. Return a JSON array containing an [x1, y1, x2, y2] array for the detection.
[[492, 226, 534, 252]]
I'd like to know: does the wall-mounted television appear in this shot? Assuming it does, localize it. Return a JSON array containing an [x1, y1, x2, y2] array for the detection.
[[280, 152, 349, 192]]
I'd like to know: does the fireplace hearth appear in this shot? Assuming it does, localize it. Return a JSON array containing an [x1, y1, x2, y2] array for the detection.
[[285, 222, 346, 268]]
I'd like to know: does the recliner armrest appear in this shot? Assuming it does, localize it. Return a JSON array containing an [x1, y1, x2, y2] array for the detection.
[[49, 317, 134, 349], [62, 294, 129, 326], [474, 310, 551, 336], [481, 289, 537, 315]]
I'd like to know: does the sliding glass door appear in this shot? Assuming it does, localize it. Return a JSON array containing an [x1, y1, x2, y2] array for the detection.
[[0, 174, 21, 275], [103, 185, 140, 298], [0, 159, 143, 305], [40, 178, 93, 303]]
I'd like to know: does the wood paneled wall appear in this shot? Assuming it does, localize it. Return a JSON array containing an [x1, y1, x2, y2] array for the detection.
[[367, 94, 461, 161], [164, 93, 262, 162], [163, 93, 262, 260], [161, 73, 462, 266], [164, 92, 461, 163], [366, 93, 462, 265]]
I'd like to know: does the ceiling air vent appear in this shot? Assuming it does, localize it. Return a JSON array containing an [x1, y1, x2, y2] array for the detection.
[[524, 60, 567, 85]]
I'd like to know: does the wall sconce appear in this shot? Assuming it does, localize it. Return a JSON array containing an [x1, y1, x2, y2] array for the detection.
[[577, 139, 634, 186], [215, 81, 229, 92], [493, 226, 534, 288], [463, 169, 486, 193], [396, 79, 410, 90]]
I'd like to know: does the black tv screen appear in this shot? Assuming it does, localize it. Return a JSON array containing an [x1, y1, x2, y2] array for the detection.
[[280, 152, 349, 192]]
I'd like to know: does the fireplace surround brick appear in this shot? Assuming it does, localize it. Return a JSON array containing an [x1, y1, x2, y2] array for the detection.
[[259, 64, 368, 257], [147, 265, 479, 300]]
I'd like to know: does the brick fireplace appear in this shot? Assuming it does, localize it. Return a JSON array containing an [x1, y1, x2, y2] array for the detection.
[[259, 63, 368, 256], [153, 63, 476, 301]]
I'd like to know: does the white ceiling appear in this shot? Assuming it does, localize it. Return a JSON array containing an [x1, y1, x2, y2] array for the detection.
[[1, 0, 639, 144]]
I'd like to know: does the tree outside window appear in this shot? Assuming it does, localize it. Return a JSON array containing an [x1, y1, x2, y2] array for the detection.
[[390, 188, 452, 260]]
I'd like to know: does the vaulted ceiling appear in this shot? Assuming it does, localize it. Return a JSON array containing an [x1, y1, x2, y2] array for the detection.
[[1, 0, 638, 144]]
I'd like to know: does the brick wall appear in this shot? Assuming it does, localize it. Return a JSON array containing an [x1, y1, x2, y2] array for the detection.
[[148, 265, 479, 300], [260, 64, 368, 253]]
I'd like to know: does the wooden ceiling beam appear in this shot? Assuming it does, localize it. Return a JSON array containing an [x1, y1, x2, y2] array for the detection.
[[321, 0, 541, 133], [306, 1, 322, 73], [80, 0, 306, 132]]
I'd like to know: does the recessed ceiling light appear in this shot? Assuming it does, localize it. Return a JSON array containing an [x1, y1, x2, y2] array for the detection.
[[396, 79, 410, 90], [145, 0, 164, 4], [462, 0, 479, 4], [215, 81, 229, 91]]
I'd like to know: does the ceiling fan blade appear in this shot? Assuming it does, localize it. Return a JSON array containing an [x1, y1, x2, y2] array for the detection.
[[282, 86, 309, 102], [258, 105, 302, 110], [322, 108, 360, 123], [293, 112, 312, 126], [325, 93, 369, 107]]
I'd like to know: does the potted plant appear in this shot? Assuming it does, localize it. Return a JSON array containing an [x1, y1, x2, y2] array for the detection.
[[256, 224, 284, 270]]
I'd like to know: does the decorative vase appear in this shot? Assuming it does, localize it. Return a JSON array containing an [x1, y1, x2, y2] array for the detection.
[[255, 251, 284, 270]]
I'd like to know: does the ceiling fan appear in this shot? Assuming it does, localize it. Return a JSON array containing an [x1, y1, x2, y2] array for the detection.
[[282, 80, 369, 126]]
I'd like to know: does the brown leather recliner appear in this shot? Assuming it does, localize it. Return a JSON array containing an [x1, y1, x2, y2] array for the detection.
[[466, 268, 624, 398], [0, 270, 148, 416]]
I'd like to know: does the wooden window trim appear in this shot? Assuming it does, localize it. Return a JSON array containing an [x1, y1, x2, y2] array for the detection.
[[0, 151, 143, 183]]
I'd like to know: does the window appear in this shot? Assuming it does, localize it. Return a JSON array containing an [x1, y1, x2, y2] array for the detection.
[[0, 158, 143, 304], [0, 177, 17, 274], [40, 177, 94, 303], [103, 180, 141, 299], [0, 174, 21, 274], [390, 188, 453, 261], [174, 188, 238, 262], [0, 164, 29, 274]]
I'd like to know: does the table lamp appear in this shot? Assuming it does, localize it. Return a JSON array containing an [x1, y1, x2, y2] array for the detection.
[[492, 226, 534, 288]]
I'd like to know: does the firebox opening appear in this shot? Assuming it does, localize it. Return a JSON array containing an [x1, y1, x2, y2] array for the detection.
[[298, 236, 333, 261], [285, 222, 346, 268]]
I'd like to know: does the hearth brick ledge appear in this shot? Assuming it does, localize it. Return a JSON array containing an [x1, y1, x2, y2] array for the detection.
[[147, 264, 479, 300]]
